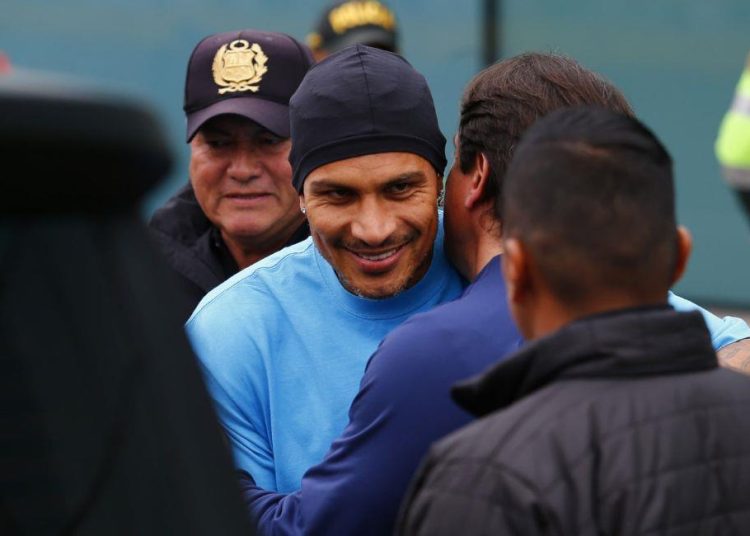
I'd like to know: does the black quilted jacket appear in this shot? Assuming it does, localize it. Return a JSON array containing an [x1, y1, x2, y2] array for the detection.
[[148, 183, 308, 320], [397, 307, 750, 535]]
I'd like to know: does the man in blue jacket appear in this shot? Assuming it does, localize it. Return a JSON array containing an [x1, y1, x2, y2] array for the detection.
[[398, 106, 750, 536], [239, 52, 750, 535]]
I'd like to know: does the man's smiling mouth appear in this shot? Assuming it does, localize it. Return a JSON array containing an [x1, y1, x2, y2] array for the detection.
[[351, 247, 402, 262]]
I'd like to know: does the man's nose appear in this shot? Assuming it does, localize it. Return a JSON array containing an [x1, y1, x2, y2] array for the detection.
[[227, 145, 262, 182], [350, 197, 397, 246]]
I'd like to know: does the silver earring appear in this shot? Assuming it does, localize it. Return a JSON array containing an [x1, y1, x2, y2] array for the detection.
[[301, 206, 307, 215]]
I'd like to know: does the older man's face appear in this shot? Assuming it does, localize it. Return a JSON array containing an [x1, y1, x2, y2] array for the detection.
[[189, 115, 302, 257], [302, 152, 441, 299]]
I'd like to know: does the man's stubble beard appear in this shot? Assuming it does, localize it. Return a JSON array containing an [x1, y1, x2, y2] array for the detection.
[[333, 246, 434, 299], [314, 228, 436, 300]]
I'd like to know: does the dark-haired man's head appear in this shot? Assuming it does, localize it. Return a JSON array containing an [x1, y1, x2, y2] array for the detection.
[[501, 106, 692, 340], [443, 52, 635, 280]]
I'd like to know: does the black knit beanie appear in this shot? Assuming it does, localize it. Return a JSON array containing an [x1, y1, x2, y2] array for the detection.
[[289, 45, 446, 192]]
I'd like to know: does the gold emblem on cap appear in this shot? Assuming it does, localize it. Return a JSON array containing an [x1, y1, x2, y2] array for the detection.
[[329, 1, 396, 35], [212, 39, 268, 95]]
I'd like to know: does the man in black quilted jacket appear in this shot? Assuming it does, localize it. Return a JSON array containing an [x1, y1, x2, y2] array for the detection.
[[398, 107, 750, 535]]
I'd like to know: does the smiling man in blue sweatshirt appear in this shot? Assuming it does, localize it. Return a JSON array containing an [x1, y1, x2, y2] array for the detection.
[[187, 46, 464, 495], [228, 52, 750, 535]]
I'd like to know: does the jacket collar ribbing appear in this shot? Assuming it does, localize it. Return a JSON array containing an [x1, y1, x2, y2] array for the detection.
[[452, 306, 717, 417]]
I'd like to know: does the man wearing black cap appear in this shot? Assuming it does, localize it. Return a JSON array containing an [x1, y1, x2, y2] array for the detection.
[[186, 45, 463, 495], [149, 30, 313, 319], [307, 0, 399, 61]]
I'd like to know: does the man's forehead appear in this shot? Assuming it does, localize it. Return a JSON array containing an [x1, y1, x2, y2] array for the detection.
[[306, 152, 436, 186]]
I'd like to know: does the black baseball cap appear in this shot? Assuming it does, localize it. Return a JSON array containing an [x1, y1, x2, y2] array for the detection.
[[290, 45, 446, 192], [184, 29, 313, 142], [307, 1, 398, 55]]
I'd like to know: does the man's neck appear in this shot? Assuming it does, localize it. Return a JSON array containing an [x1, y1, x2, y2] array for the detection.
[[466, 234, 504, 281], [461, 209, 504, 281], [526, 293, 671, 341], [222, 221, 304, 270]]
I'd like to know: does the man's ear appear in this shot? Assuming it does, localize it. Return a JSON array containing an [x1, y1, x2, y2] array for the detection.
[[502, 237, 530, 305], [671, 226, 692, 286], [465, 152, 491, 209], [299, 195, 306, 214]]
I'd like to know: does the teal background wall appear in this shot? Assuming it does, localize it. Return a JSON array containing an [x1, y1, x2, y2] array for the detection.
[[3, 0, 749, 306], [500, 1, 750, 308]]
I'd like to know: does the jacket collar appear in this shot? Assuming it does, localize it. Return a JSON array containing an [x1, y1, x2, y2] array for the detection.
[[149, 183, 310, 290], [452, 306, 718, 417]]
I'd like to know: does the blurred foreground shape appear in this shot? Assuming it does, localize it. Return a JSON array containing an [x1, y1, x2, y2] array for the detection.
[[0, 70, 251, 535], [716, 52, 750, 224]]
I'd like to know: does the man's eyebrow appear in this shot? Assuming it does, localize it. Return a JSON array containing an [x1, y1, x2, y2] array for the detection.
[[387, 171, 428, 183], [308, 171, 428, 192], [307, 179, 351, 191]]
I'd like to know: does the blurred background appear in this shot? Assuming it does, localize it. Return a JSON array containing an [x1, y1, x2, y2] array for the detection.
[[3, 0, 749, 313]]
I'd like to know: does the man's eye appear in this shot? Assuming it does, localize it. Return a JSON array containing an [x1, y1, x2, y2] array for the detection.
[[387, 182, 412, 195], [259, 135, 284, 146], [326, 188, 352, 201], [206, 138, 231, 149]]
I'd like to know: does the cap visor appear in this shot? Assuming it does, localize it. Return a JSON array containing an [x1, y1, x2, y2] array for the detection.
[[186, 97, 290, 142]]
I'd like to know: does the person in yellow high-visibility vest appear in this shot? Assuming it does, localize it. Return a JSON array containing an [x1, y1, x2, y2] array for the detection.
[[716, 52, 750, 216]]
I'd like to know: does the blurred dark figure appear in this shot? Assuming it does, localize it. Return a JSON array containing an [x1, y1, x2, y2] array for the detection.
[[716, 51, 750, 222], [0, 71, 251, 534], [307, 0, 399, 61], [398, 107, 750, 535]]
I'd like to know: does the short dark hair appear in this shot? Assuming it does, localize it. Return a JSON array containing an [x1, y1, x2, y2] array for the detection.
[[458, 52, 634, 221], [503, 106, 677, 305]]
